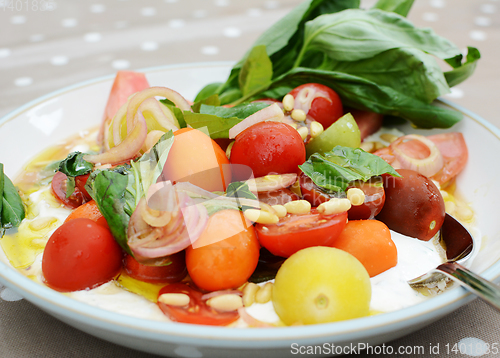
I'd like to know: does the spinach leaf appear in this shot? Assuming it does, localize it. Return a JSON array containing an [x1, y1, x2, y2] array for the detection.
[[183, 102, 270, 139], [239, 45, 273, 97], [296, 9, 460, 65], [444, 47, 481, 87], [58, 152, 93, 177], [0, 163, 25, 235], [299, 146, 400, 192], [372, 0, 414, 17]]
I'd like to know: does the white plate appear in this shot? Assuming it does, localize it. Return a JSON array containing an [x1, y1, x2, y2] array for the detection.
[[1, 62, 500, 358]]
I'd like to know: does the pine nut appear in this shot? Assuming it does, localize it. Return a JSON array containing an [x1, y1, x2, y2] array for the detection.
[[445, 201, 456, 215], [207, 294, 243, 312], [242, 282, 260, 307], [291, 109, 307, 122], [158, 293, 190, 307], [455, 204, 473, 221], [255, 282, 273, 304], [297, 126, 309, 140], [286, 121, 298, 129], [347, 188, 365, 206], [284, 200, 311, 214], [373, 141, 386, 150], [244, 209, 279, 225], [282, 94, 295, 112], [317, 198, 351, 215], [440, 190, 450, 200], [360, 141, 375, 153], [29, 216, 57, 231], [271, 205, 287, 218], [380, 133, 399, 143], [309, 121, 324, 138]]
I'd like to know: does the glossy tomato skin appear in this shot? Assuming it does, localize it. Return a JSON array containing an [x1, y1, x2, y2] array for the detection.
[[428, 132, 468, 185], [299, 172, 334, 207], [42, 218, 123, 291], [257, 188, 300, 206], [347, 108, 384, 140], [157, 283, 239, 326], [51, 172, 88, 209], [229, 122, 306, 180], [289, 83, 343, 129], [376, 169, 445, 241], [347, 178, 385, 220], [255, 209, 348, 258], [186, 210, 260, 292], [75, 174, 92, 202], [123, 251, 187, 284]]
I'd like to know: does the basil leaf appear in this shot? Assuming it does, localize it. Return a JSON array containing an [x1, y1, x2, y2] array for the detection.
[[91, 170, 134, 255], [1, 164, 25, 233], [194, 82, 223, 103], [58, 152, 93, 177], [298, 9, 460, 64], [226, 181, 257, 201], [299, 146, 400, 192], [372, 0, 414, 17], [191, 94, 221, 113], [444, 47, 481, 87], [183, 103, 270, 139], [239, 45, 273, 97]]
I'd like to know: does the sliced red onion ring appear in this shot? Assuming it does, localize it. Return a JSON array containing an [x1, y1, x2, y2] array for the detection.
[[85, 110, 148, 164], [246, 173, 297, 192], [229, 103, 284, 139], [237, 307, 274, 328], [201, 290, 243, 301], [390, 134, 444, 178], [138, 98, 179, 132], [293, 86, 330, 113]]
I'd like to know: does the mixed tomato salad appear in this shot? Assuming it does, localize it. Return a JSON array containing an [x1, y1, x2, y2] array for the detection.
[[0, 0, 479, 328]]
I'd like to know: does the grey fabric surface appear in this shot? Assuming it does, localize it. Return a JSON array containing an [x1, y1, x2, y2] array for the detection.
[[0, 0, 499, 357]]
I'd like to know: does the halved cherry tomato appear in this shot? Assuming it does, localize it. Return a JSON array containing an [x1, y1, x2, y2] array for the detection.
[[64, 199, 109, 229], [186, 210, 260, 292], [289, 83, 343, 129], [346, 178, 385, 220], [229, 122, 306, 180], [75, 173, 92, 202], [255, 209, 348, 258], [376, 169, 445, 241], [299, 172, 334, 207], [257, 188, 300, 206], [157, 283, 239, 326], [42, 218, 123, 292], [123, 252, 187, 284], [51, 171, 88, 209]]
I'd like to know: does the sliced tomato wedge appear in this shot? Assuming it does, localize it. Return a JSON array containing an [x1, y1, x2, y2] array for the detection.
[[51, 172, 88, 209], [157, 283, 239, 326], [124, 252, 187, 284], [255, 209, 348, 258]]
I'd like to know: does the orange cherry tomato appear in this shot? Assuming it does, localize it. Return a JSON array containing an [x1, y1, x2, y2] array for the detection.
[[185, 210, 260, 292]]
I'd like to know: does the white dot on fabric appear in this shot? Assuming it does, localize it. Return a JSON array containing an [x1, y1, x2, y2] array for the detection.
[[429, 0, 446, 8], [215, 0, 230, 7], [51, 56, 69, 66], [445, 87, 464, 99], [0, 288, 23, 302], [469, 30, 487, 41], [141, 7, 157, 16], [62, 18, 78, 27], [480, 3, 496, 13], [201, 46, 219, 55], [174, 346, 203, 358], [458, 337, 489, 357], [30, 34, 45, 42], [223, 27, 241, 38], [11, 15, 26, 24], [422, 12, 439, 21], [264, 1, 280, 9], [169, 19, 185, 28], [141, 41, 159, 51], [247, 8, 262, 17], [192, 9, 207, 18], [84, 32, 102, 42], [0, 48, 11, 58], [112, 59, 130, 70], [14, 77, 33, 87], [474, 16, 492, 26], [90, 4, 106, 13]]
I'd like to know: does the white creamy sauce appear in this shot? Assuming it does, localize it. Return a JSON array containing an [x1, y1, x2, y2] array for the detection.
[[10, 186, 462, 325]]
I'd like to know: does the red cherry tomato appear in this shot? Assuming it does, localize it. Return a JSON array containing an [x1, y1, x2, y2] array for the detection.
[[75, 173, 92, 202], [255, 209, 348, 258], [229, 122, 306, 180], [42, 218, 123, 292], [51, 171, 88, 209], [299, 172, 333, 207], [257, 188, 300, 206], [289, 83, 343, 129], [348, 108, 384, 140], [123, 252, 187, 284], [186, 210, 260, 292], [376, 169, 445, 241], [157, 283, 239, 326], [346, 178, 385, 220]]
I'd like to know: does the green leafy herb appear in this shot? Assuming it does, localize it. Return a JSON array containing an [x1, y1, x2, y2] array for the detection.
[[58, 152, 94, 177], [444, 47, 481, 87], [372, 0, 414, 17], [226, 181, 257, 201], [0, 163, 25, 236], [299, 146, 400, 192], [159, 99, 187, 128], [239, 45, 273, 97]]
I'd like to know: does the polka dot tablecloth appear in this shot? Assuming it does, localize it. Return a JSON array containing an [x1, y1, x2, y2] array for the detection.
[[0, 1, 499, 357]]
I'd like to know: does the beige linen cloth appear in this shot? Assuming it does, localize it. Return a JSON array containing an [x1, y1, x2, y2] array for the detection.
[[0, 0, 499, 357]]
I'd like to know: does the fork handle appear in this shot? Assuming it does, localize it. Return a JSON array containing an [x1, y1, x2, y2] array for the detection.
[[437, 262, 500, 312]]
